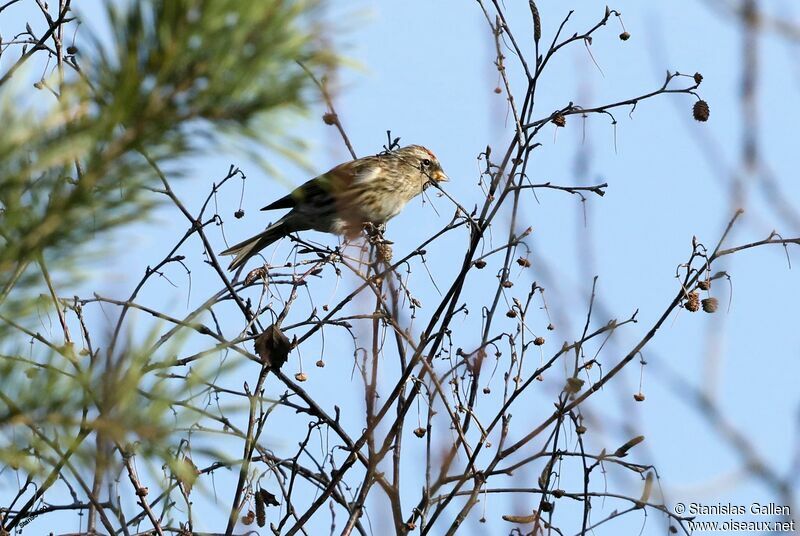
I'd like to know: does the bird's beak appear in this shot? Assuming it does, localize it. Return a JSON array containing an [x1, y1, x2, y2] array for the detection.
[[432, 170, 449, 182]]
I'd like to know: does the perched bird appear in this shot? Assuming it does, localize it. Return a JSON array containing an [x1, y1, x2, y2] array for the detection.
[[221, 145, 448, 271]]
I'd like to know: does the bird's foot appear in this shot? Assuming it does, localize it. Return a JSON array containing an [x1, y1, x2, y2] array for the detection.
[[362, 222, 387, 238]]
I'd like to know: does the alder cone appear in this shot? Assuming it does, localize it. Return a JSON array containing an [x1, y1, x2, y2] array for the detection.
[[702, 297, 719, 313], [255, 490, 266, 527], [693, 100, 710, 122]]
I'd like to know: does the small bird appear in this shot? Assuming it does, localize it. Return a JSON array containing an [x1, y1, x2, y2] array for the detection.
[[221, 145, 448, 271]]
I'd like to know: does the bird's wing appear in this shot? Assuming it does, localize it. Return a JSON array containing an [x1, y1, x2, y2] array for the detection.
[[260, 179, 329, 211], [260, 158, 380, 211], [349, 162, 382, 186]]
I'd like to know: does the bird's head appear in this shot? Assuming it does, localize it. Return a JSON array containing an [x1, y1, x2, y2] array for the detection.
[[399, 145, 449, 183]]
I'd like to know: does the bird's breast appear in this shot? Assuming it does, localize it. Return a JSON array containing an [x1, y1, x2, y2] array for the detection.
[[330, 169, 427, 231]]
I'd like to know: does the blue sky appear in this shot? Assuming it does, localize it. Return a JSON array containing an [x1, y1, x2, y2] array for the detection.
[[3, 1, 799, 534]]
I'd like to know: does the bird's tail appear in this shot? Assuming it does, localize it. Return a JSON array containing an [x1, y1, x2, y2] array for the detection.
[[221, 219, 294, 271]]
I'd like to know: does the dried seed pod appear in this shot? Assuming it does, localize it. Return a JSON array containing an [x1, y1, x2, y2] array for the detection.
[[501, 280, 514, 288], [242, 510, 255, 525], [552, 113, 566, 127], [506, 309, 517, 318], [619, 31, 631, 41], [633, 392, 646, 402], [552, 489, 565, 498], [685, 291, 700, 312], [255, 489, 266, 527], [503, 512, 538, 524], [697, 280, 710, 291], [516, 257, 531, 268], [693, 72, 703, 84], [701, 297, 719, 313], [322, 112, 337, 125], [483, 386, 491, 394], [540, 500, 554, 512], [534, 336, 545, 346], [529, 1, 542, 44], [576, 425, 587, 434], [494, 86, 502, 94], [67, 45, 78, 55], [547, 323, 555, 331], [315, 359, 325, 368], [413, 427, 426, 438], [294, 372, 308, 382], [234, 209, 245, 219], [614, 435, 645, 457], [474, 259, 487, 269], [376, 241, 393, 262], [693, 100, 710, 122]]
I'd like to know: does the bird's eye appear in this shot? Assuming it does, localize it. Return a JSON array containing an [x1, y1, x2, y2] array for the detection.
[[421, 158, 432, 167]]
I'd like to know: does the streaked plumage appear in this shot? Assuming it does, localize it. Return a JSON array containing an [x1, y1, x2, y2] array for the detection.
[[221, 145, 448, 270]]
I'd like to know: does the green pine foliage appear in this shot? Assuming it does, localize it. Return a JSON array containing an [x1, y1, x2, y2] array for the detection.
[[0, 2, 335, 529], [0, 0, 334, 299]]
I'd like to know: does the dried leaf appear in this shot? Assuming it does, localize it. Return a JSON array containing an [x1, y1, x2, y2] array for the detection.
[[244, 266, 268, 285], [639, 471, 654, 505], [564, 376, 584, 394], [538, 457, 555, 489], [259, 488, 280, 507], [255, 324, 291, 370], [174, 456, 200, 496]]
